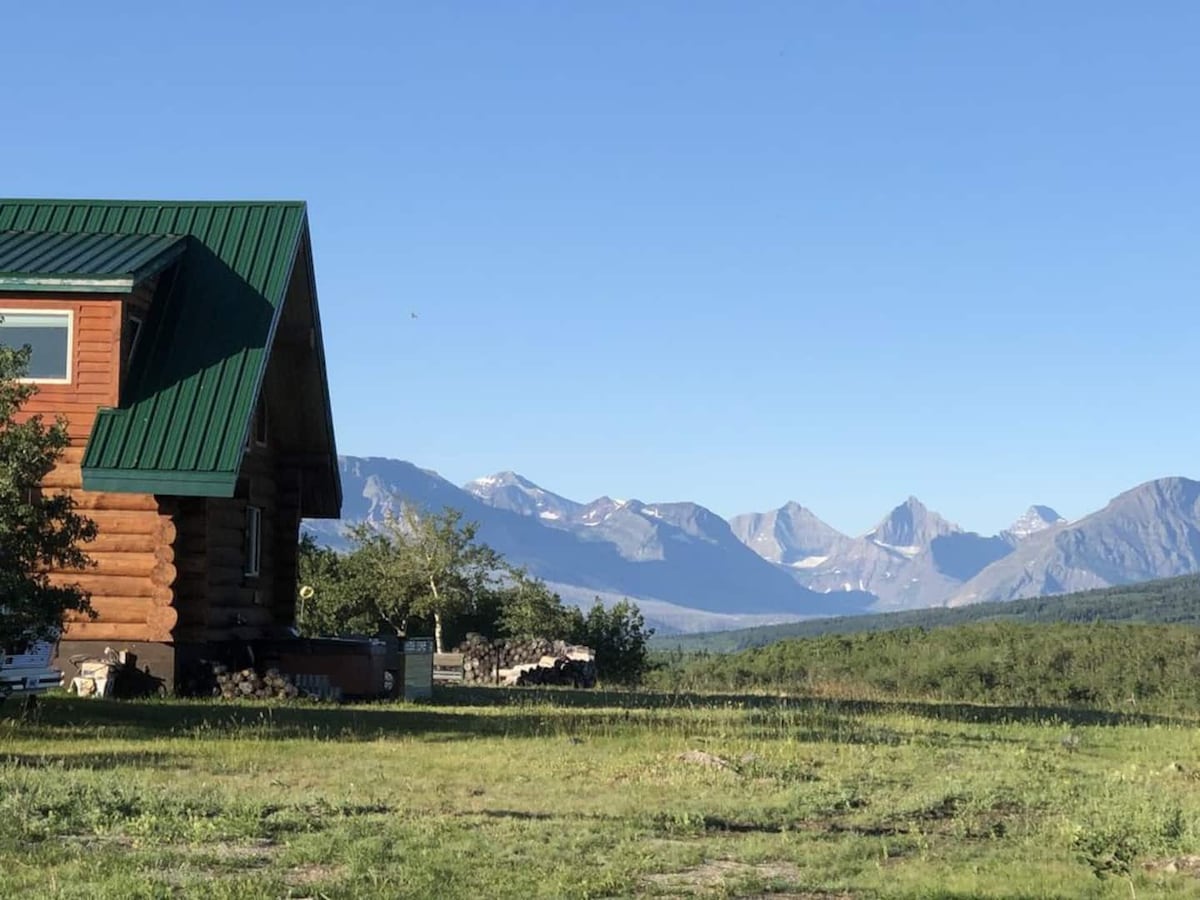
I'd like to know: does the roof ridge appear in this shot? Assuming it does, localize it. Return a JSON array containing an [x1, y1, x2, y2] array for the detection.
[[0, 198, 307, 208]]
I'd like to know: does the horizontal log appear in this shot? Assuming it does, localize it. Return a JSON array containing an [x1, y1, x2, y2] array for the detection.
[[54, 550, 173, 577], [62, 621, 165, 642], [208, 571, 246, 590], [176, 546, 241, 575], [77, 533, 160, 553], [150, 561, 176, 588], [87, 593, 172, 614], [145, 606, 178, 635], [207, 525, 243, 547], [42, 464, 82, 489], [58, 446, 86, 465], [55, 573, 173, 601], [207, 505, 249, 529], [173, 603, 209, 628], [89, 513, 176, 542], [65, 598, 152, 624], [208, 567, 253, 589], [65, 493, 163, 512]]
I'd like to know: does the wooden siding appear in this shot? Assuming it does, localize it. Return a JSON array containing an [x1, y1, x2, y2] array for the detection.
[[0, 294, 121, 441], [0, 289, 305, 650], [50, 446, 178, 643], [0, 291, 174, 643]]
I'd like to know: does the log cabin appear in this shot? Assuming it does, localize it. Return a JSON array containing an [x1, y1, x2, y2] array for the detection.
[[0, 200, 341, 692]]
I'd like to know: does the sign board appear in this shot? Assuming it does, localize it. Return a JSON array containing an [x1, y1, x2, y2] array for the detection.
[[402, 637, 434, 700]]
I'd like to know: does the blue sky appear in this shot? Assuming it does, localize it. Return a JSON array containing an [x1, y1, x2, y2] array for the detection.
[[8, 2, 1200, 535]]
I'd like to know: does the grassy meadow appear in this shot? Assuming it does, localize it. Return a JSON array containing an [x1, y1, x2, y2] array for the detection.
[[4, 687, 1200, 898]]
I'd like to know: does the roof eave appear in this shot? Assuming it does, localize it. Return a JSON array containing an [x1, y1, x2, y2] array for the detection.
[[0, 234, 188, 294], [0, 275, 134, 293], [81, 467, 237, 497]]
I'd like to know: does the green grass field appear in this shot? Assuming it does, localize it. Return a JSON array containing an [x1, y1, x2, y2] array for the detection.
[[4, 688, 1200, 899]]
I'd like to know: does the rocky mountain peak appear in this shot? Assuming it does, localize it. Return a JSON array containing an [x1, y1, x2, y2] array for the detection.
[[728, 502, 848, 566], [867, 497, 958, 550], [1005, 505, 1065, 541], [463, 471, 583, 523]]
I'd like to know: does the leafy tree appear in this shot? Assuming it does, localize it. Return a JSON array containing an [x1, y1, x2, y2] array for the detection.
[[497, 567, 582, 640], [296, 533, 377, 636], [0, 344, 96, 650], [337, 522, 421, 637], [575, 598, 654, 685], [343, 507, 503, 652], [400, 507, 504, 652]]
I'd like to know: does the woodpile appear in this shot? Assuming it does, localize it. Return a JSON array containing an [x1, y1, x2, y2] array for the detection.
[[454, 634, 597, 688], [508, 654, 596, 688], [212, 665, 301, 701]]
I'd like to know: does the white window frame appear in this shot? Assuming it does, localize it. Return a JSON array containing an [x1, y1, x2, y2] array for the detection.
[[244, 505, 263, 578], [0, 309, 74, 385]]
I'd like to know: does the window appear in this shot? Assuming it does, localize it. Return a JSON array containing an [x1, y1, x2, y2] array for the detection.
[[244, 505, 262, 577], [245, 399, 268, 451], [253, 399, 268, 446], [124, 314, 144, 361], [0, 311, 72, 382]]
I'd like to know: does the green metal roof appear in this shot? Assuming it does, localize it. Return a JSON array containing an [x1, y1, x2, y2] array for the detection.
[[0, 230, 186, 292], [0, 200, 341, 515]]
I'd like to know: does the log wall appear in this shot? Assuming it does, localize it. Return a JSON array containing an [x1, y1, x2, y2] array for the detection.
[[0, 291, 180, 644], [50, 447, 179, 643], [197, 441, 291, 643], [5, 289, 308, 672]]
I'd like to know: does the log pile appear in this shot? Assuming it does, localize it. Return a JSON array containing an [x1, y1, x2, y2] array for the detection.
[[508, 654, 597, 688], [212, 665, 301, 701], [454, 634, 597, 687]]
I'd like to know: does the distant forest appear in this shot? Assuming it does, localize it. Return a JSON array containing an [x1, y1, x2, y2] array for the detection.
[[648, 620, 1200, 712], [652, 574, 1200, 653]]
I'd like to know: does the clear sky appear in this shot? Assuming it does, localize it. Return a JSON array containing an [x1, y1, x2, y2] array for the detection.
[[8, 2, 1200, 536]]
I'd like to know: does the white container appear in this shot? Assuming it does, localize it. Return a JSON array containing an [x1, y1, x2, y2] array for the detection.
[[0, 637, 63, 701]]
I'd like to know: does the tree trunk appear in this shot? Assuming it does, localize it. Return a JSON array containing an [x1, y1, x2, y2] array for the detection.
[[428, 575, 445, 653]]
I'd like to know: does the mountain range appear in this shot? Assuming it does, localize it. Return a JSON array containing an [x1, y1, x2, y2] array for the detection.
[[303, 457, 1200, 634]]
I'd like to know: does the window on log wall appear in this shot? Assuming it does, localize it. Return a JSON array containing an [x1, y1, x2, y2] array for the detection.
[[244, 505, 262, 577]]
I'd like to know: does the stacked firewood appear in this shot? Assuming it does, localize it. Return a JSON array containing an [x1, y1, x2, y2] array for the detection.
[[454, 634, 597, 687], [510, 655, 597, 688], [212, 665, 301, 701]]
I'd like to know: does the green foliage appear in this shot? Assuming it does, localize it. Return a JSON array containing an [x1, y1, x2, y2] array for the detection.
[[656, 573, 1200, 653], [575, 598, 653, 685], [496, 567, 582, 640], [297, 511, 654, 681], [296, 534, 377, 636], [651, 620, 1200, 710], [389, 507, 504, 652], [0, 344, 95, 649], [343, 507, 505, 651]]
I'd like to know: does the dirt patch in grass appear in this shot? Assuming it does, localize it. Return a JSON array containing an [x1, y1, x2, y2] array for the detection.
[[285, 863, 345, 886], [643, 859, 807, 895], [1143, 855, 1200, 876], [206, 838, 278, 862]]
